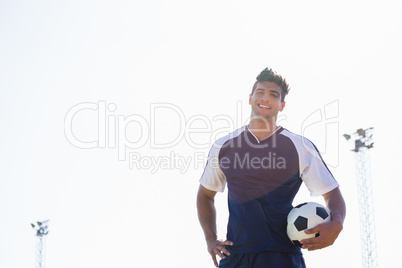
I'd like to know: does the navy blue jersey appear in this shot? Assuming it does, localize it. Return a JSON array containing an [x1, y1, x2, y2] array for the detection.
[[200, 126, 339, 254]]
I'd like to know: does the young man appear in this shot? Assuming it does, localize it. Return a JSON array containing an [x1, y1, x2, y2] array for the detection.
[[197, 68, 346, 268]]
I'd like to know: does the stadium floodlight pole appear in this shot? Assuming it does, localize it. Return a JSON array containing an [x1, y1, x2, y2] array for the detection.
[[31, 220, 50, 268], [344, 128, 378, 268]]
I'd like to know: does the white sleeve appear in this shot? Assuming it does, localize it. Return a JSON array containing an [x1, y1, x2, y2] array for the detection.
[[299, 139, 339, 196], [199, 143, 227, 192]]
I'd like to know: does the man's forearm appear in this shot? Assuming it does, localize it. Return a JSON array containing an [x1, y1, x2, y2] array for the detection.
[[197, 193, 218, 241], [324, 187, 346, 225], [197, 186, 233, 267]]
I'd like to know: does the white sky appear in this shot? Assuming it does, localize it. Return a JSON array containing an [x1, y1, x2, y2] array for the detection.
[[1, 0, 402, 267]]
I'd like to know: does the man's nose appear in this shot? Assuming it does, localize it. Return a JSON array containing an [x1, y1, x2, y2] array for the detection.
[[261, 92, 270, 101]]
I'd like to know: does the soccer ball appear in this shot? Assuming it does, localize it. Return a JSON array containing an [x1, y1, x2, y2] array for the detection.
[[287, 202, 331, 247]]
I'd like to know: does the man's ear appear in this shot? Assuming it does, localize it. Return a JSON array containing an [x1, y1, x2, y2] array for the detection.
[[249, 94, 252, 105], [280, 101, 286, 112]]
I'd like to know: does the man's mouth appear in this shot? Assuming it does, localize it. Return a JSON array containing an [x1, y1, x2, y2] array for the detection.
[[258, 104, 271, 110]]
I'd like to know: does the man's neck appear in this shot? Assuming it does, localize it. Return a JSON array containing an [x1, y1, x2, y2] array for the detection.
[[248, 118, 278, 142]]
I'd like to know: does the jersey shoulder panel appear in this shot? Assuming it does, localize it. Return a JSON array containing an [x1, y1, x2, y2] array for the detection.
[[199, 126, 247, 192], [279, 128, 339, 196]]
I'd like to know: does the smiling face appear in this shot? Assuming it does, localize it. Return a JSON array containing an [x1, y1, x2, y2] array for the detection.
[[249, 81, 286, 121]]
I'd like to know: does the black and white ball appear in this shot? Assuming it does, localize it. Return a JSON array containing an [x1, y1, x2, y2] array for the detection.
[[287, 202, 331, 247]]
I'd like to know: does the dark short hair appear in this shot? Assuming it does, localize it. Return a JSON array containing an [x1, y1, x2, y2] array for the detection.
[[251, 68, 290, 102]]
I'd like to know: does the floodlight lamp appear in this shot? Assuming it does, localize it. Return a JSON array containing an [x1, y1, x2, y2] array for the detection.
[[343, 134, 351, 140], [356, 128, 365, 137], [366, 142, 374, 149]]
